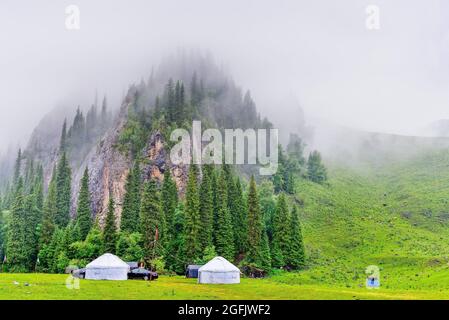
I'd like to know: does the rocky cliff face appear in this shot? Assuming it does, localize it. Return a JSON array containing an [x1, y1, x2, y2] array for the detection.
[[67, 101, 188, 228], [70, 100, 132, 227], [141, 131, 188, 194]]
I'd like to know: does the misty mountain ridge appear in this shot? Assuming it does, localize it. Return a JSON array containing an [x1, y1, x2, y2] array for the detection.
[[15, 53, 273, 223], [304, 117, 449, 169], [4, 52, 449, 223], [419, 119, 449, 137]]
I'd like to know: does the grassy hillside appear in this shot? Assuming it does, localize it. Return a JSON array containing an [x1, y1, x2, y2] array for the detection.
[[289, 147, 449, 295]]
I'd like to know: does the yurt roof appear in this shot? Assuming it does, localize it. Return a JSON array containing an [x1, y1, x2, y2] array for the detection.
[[199, 256, 240, 273], [86, 253, 130, 269]]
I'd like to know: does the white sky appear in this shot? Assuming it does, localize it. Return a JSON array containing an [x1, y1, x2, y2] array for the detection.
[[0, 0, 448, 152]]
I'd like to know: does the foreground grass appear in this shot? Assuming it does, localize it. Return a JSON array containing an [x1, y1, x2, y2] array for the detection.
[[1, 273, 449, 300]]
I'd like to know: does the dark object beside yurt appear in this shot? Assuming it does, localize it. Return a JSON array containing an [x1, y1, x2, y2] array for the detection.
[[185, 265, 203, 278]]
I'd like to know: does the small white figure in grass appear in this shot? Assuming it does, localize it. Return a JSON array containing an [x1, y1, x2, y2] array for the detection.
[[66, 265, 80, 290], [365, 265, 380, 289]]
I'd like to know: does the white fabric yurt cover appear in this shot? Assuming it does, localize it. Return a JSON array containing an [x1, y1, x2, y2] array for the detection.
[[85, 253, 130, 280], [198, 256, 240, 284]]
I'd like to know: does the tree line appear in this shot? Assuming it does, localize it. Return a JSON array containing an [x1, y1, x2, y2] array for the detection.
[[0, 143, 308, 275]]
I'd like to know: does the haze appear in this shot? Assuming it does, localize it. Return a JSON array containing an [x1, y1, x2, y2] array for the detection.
[[1, 0, 448, 153]]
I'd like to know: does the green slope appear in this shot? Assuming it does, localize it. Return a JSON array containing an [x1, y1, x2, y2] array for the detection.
[[283, 148, 449, 295]]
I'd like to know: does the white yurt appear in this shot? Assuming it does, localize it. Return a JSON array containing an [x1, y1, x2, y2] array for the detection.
[[85, 253, 130, 280], [198, 256, 240, 284]]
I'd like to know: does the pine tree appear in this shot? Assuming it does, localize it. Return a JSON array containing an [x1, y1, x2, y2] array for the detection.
[[76, 167, 92, 240], [24, 157, 35, 191], [6, 178, 27, 271], [269, 146, 296, 194], [161, 168, 178, 243], [287, 206, 305, 269], [231, 177, 247, 255], [120, 161, 141, 233], [60, 119, 68, 152], [103, 195, 117, 254], [166, 79, 175, 122], [23, 186, 41, 270], [34, 164, 44, 212], [307, 150, 327, 183], [213, 170, 234, 260], [271, 193, 291, 268], [40, 168, 57, 246], [165, 202, 186, 273], [13, 148, 22, 186], [55, 152, 71, 227], [86, 104, 98, 142], [174, 81, 185, 124], [190, 72, 202, 107], [198, 165, 214, 250], [287, 133, 306, 167], [258, 180, 276, 241], [183, 165, 201, 263], [38, 226, 60, 273], [101, 95, 110, 129], [211, 168, 220, 241], [246, 176, 266, 268], [139, 179, 164, 268], [260, 226, 272, 271]]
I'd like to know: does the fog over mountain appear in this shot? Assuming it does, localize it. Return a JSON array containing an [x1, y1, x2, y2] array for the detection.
[[1, 0, 449, 154]]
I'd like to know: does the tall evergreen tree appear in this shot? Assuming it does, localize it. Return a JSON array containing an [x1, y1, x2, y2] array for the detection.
[[55, 152, 71, 227], [120, 161, 141, 233], [232, 178, 248, 255], [101, 95, 110, 129], [13, 148, 22, 186], [307, 151, 327, 183], [287, 206, 305, 269], [34, 164, 44, 212], [287, 133, 306, 167], [213, 170, 234, 260], [24, 158, 35, 191], [211, 168, 220, 240], [190, 72, 202, 107], [183, 165, 201, 263], [23, 191, 40, 270], [69, 108, 86, 151], [174, 81, 186, 124], [161, 168, 178, 243], [40, 168, 57, 246], [165, 202, 186, 273], [166, 79, 175, 122], [76, 167, 92, 240], [260, 226, 272, 271], [271, 193, 292, 268], [6, 178, 27, 271], [86, 104, 98, 142], [60, 119, 68, 152], [103, 195, 117, 254], [258, 180, 276, 241], [198, 165, 214, 250], [139, 179, 164, 268], [272, 147, 293, 194], [246, 176, 269, 269]]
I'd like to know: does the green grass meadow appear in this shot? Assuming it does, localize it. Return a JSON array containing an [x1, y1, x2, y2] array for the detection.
[[2, 272, 449, 300]]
